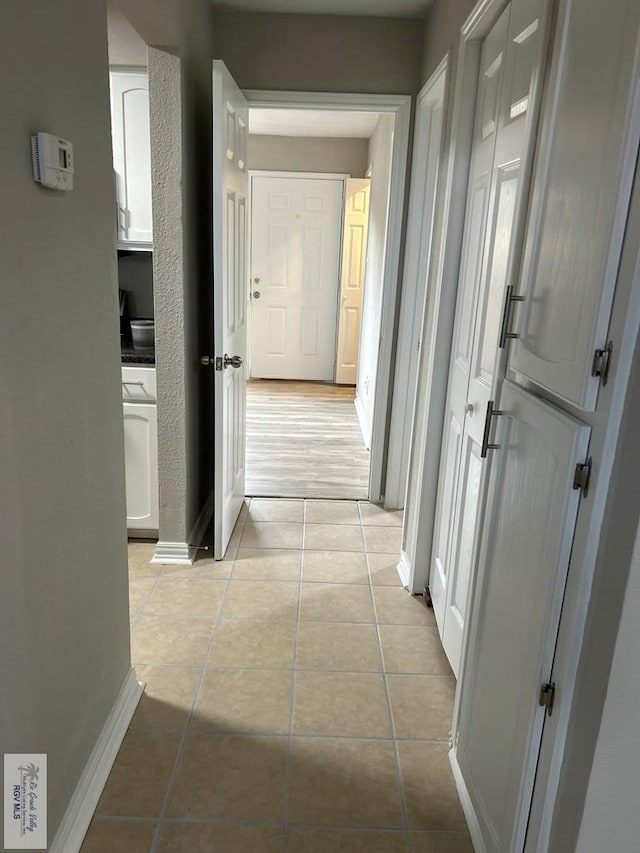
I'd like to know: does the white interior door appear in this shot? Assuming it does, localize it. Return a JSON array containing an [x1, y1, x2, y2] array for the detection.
[[213, 60, 248, 559], [430, 0, 549, 675], [336, 179, 370, 385], [250, 175, 344, 381], [454, 380, 590, 852]]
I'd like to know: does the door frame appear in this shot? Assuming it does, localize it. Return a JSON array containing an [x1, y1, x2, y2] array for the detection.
[[243, 90, 412, 502], [401, 0, 513, 593], [385, 54, 450, 511], [246, 169, 350, 383]]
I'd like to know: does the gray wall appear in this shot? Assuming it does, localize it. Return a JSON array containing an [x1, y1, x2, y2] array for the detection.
[[356, 114, 394, 445], [107, 2, 147, 66], [421, 0, 476, 86], [248, 135, 369, 177], [214, 11, 424, 94], [0, 0, 131, 844]]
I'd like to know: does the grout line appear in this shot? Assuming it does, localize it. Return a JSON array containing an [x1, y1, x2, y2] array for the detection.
[[361, 499, 411, 853], [148, 503, 251, 853]]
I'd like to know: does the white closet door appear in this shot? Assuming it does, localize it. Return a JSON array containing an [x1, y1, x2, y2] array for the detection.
[[212, 61, 248, 559], [454, 380, 590, 853], [429, 6, 510, 651], [508, 0, 640, 410], [250, 175, 344, 381]]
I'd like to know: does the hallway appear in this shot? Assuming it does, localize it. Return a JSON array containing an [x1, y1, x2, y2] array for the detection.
[[245, 382, 370, 500], [82, 499, 471, 852]]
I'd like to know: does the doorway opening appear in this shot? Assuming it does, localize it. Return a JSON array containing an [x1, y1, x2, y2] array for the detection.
[[243, 100, 406, 500]]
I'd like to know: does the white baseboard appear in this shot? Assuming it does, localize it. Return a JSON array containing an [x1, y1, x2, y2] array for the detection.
[[152, 494, 213, 565], [49, 668, 143, 853], [354, 393, 372, 450], [397, 550, 411, 588], [449, 747, 486, 853]]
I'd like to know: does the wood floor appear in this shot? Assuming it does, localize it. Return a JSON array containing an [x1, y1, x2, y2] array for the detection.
[[245, 380, 370, 499]]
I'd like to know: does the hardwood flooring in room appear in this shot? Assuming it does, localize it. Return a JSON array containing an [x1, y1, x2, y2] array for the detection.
[[245, 380, 370, 499]]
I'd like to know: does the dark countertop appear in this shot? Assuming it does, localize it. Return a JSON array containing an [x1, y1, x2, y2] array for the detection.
[[121, 343, 155, 365]]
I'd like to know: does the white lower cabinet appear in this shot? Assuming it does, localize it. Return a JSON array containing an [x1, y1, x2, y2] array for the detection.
[[122, 367, 158, 531]]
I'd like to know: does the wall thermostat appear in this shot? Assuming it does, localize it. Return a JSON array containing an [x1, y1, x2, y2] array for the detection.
[[31, 132, 74, 191]]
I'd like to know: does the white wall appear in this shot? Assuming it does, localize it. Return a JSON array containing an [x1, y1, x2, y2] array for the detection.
[[107, 2, 147, 66], [355, 114, 394, 446], [248, 135, 368, 176], [0, 0, 131, 843]]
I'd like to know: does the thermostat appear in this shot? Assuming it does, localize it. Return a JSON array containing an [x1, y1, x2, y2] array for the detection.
[[31, 132, 74, 191]]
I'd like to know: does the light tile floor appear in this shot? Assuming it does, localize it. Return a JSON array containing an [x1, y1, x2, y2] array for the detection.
[[81, 499, 473, 853]]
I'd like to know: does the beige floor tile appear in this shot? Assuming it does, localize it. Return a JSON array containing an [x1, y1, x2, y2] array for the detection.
[[249, 498, 305, 522], [285, 827, 406, 852], [399, 741, 468, 830], [380, 626, 452, 675], [300, 583, 375, 623], [96, 730, 181, 817], [221, 580, 299, 621], [305, 500, 361, 525], [363, 525, 403, 554], [233, 548, 301, 581], [296, 622, 382, 672], [294, 672, 392, 737], [240, 521, 304, 549], [131, 617, 213, 666], [388, 675, 455, 739], [129, 577, 155, 615], [128, 541, 161, 577], [143, 578, 226, 620], [368, 554, 404, 586], [131, 665, 201, 730], [289, 737, 403, 827], [158, 823, 282, 853], [303, 550, 368, 584], [193, 669, 293, 734], [161, 558, 233, 579], [359, 502, 404, 527], [168, 733, 287, 820], [208, 620, 296, 668], [410, 831, 474, 852], [304, 524, 364, 552], [80, 819, 156, 852], [373, 586, 435, 626]]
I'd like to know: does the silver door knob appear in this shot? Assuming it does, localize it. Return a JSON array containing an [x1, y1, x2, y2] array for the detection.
[[224, 354, 243, 369], [200, 356, 213, 366], [252, 291, 261, 299], [464, 402, 474, 415]]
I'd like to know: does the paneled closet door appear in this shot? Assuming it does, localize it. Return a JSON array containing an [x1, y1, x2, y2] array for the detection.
[[454, 381, 590, 853], [508, 0, 640, 411], [431, 0, 550, 675]]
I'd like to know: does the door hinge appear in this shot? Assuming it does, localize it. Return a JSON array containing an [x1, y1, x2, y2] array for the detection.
[[573, 456, 592, 498], [592, 341, 613, 386], [539, 681, 556, 716]]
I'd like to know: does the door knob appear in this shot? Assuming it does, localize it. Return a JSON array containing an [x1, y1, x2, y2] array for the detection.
[[464, 402, 474, 415], [252, 291, 261, 299], [224, 354, 243, 369]]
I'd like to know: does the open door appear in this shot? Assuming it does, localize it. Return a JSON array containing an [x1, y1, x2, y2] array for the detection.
[[212, 60, 248, 559]]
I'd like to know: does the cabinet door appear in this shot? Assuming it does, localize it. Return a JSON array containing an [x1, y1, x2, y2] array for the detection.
[[508, 0, 640, 410], [454, 381, 590, 852], [110, 71, 153, 245], [123, 402, 158, 530]]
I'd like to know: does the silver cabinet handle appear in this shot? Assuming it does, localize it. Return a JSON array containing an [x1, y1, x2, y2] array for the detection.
[[480, 400, 506, 458], [498, 284, 525, 349]]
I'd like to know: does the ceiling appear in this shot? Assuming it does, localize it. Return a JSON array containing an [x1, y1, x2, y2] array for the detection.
[[249, 108, 381, 138], [215, 0, 430, 17]]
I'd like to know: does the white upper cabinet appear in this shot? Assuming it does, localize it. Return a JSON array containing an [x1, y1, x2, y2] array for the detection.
[[110, 70, 153, 247], [508, 0, 640, 410]]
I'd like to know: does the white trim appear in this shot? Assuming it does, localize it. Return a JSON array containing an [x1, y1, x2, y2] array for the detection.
[[152, 540, 194, 565], [450, 748, 487, 853], [354, 392, 370, 449], [403, 0, 510, 597], [49, 669, 143, 853], [249, 169, 350, 181], [385, 54, 450, 510], [243, 89, 412, 504], [396, 550, 412, 588]]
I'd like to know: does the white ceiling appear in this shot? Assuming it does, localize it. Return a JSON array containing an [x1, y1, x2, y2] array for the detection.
[[249, 108, 381, 138], [215, 0, 430, 17]]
